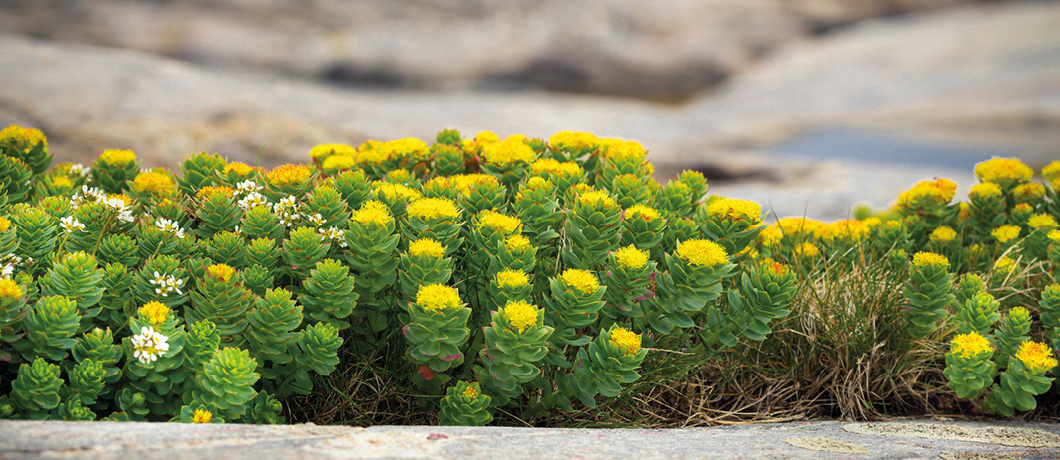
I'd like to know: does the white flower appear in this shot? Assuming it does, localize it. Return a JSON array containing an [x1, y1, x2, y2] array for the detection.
[[238, 192, 268, 211], [319, 226, 347, 248], [307, 213, 324, 226], [131, 326, 171, 364], [149, 272, 185, 297], [71, 185, 105, 209], [60, 216, 86, 233], [236, 180, 263, 194], [69, 163, 90, 178], [274, 196, 302, 226], [155, 218, 186, 239], [0, 254, 22, 279]]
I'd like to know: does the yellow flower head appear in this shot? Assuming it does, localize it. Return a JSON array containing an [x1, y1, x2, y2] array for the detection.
[[407, 197, 460, 221], [0, 124, 47, 153], [206, 263, 236, 283], [794, 242, 820, 258], [676, 239, 729, 267], [529, 158, 582, 178], [929, 225, 957, 243], [1013, 183, 1045, 203], [224, 162, 256, 177], [707, 197, 762, 223], [461, 384, 479, 400], [1049, 229, 1060, 243], [475, 131, 500, 143], [309, 143, 356, 159], [268, 164, 313, 185], [352, 200, 392, 226], [0, 216, 11, 233], [378, 137, 428, 161], [196, 185, 235, 200], [598, 138, 646, 159], [975, 157, 1033, 188], [820, 219, 868, 242], [912, 251, 949, 268], [481, 138, 534, 165], [560, 269, 601, 295], [609, 327, 642, 356], [896, 178, 957, 210], [192, 409, 213, 424], [495, 269, 530, 289], [625, 204, 661, 222], [1042, 160, 1060, 183], [762, 258, 788, 277], [1014, 340, 1058, 374], [549, 131, 598, 151], [777, 217, 824, 237], [450, 173, 500, 197], [0, 279, 23, 298], [138, 301, 171, 326], [505, 234, 531, 252], [613, 245, 649, 270], [991, 225, 1021, 243], [502, 299, 539, 333], [759, 225, 783, 246], [950, 332, 993, 359], [524, 176, 553, 191], [409, 238, 445, 258], [416, 284, 462, 312], [99, 149, 137, 166], [993, 256, 1016, 273], [322, 154, 357, 172], [862, 217, 882, 227], [577, 190, 617, 209], [132, 171, 175, 193], [969, 182, 1002, 200], [374, 181, 422, 202], [1028, 213, 1058, 229], [48, 175, 72, 189], [477, 210, 522, 235]]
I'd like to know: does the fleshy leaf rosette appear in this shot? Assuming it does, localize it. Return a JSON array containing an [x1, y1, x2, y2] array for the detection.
[[953, 291, 1001, 338], [566, 325, 647, 407], [992, 307, 1031, 370], [602, 245, 655, 320], [176, 151, 225, 195], [984, 340, 1057, 416], [651, 239, 735, 335], [299, 259, 358, 331], [478, 300, 553, 397], [402, 197, 464, 255], [402, 284, 471, 375], [343, 201, 400, 311], [39, 251, 104, 331], [438, 381, 493, 426], [399, 238, 454, 308], [543, 269, 605, 347], [91, 149, 140, 194], [187, 263, 253, 344], [15, 295, 81, 362], [902, 252, 955, 337], [698, 197, 765, 259], [720, 258, 796, 344], [0, 278, 28, 345], [10, 358, 63, 419], [245, 288, 303, 365], [512, 177, 562, 248], [561, 190, 622, 270], [192, 347, 260, 421], [944, 332, 997, 400]]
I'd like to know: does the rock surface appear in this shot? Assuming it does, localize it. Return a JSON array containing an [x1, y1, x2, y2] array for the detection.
[[1, 420, 1059, 459], [0, 0, 984, 100]]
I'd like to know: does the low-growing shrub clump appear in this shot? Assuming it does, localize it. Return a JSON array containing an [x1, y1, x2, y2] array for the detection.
[[0, 124, 1056, 425]]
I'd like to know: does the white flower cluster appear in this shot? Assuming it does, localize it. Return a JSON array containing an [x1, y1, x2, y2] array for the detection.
[[131, 326, 170, 364], [318, 226, 347, 248], [236, 180, 263, 194], [1, 254, 25, 279], [306, 213, 324, 226], [103, 197, 136, 223], [150, 271, 185, 297], [70, 185, 105, 209], [274, 196, 302, 226], [154, 218, 186, 239], [68, 163, 90, 178], [60, 216, 85, 234], [238, 192, 268, 211]]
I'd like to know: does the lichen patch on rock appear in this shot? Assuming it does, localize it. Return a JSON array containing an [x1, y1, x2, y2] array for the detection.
[[843, 423, 1060, 448], [785, 437, 870, 454]]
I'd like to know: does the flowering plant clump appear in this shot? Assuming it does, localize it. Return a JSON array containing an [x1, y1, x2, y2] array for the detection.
[[2, 125, 1058, 426]]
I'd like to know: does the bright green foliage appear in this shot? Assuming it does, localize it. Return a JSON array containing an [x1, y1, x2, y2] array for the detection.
[[245, 288, 302, 365], [184, 319, 220, 375], [431, 144, 466, 177], [295, 322, 343, 376], [92, 154, 139, 194], [477, 301, 552, 398], [0, 155, 34, 206], [330, 169, 372, 210], [1039, 283, 1060, 332], [656, 180, 697, 219], [952, 274, 986, 309], [561, 192, 622, 270], [343, 206, 400, 309], [40, 251, 104, 329], [654, 251, 735, 336], [98, 232, 139, 267], [68, 358, 107, 405], [993, 307, 1031, 369], [438, 381, 492, 426], [512, 180, 561, 248], [565, 325, 647, 407], [239, 205, 283, 240], [11, 358, 63, 419], [245, 237, 280, 273], [16, 295, 81, 362], [543, 271, 605, 346], [195, 190, 242, 238], [241, 264, 274, 297], [902, 257, 954, 337], [244, 391, 285, 425], [187, 264, 252, 342], [403, 289, 471, 374], [954, 291, 1001, 337], [300, 258, 358, 331], [458, 177, 506, 215], [0, 281, 28, 344], [71, 327, 123, 384], [176, 151, 226, 195], [282, 226, 329, 280], [57, 397, 96, 421], [943, 333, 996, 400], [192, 347, 259, 421], [399, 244, 455, 306], [983, 351, 1055, 416], [601, 247, 655, 320], [10, 204, 57, 262], [724, 259, 796, 342], [132, 255, 188, 307], [207, 231, 247, 268]]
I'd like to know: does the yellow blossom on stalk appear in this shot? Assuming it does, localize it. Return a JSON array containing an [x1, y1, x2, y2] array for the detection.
[[524, 176, 552, 190], [930, 226, 957, 243], [549, 130, 598, 151], [1014, 341, 1058, 374], [224, 162, 256, 177], [759, 225, 783, 246], [950, 332, 993, 359], [777, 217, 824, 237], [1049, 229, 1060, 243], [598, 138, 646, 159], [107, 194, 134, 207], [707, 197, 762, 223], [0, 279, 23, 298], [762, 258, 788, 276], [378, 137, 428, 161], [138, 301, 170, 326], [896, 178, 957, 210], [322, 155, 357, 172], [386, 169, 413, 184], [196, 185, 235, 200], [475, 131, 500, 143], [612, 245, 649, 270], [50, 176, 72, 188], [503, 300, 538, 334], [268, 164, 312, 185], [1041, 160, 1060, 182], [912, 251, 949, 268], [794, 242, 819, 258], [676, 239, 729, 267], [560, 269, 601, 295], [975, 157, 1033, 187], [309, 143, 356, 160], [505, 234, 531, 252], [132, 171, 175, 193], [477, 210, 522, 235], [625, 204, 661, 222], [862, 217, 882, 227], [450, 173, 499, 196], [416, 284, 462, 312], [409, 238, 445, 258], [1028, 214, 1058, 229], [357, 145, 389, 164], [206, 264, 235, 283], [374, 181, 422, 202], [99, 149, 136, 166], [991, 225, 1021, 243], [969, 182, 1003, 200], [577, 190, 616, 209], [495, 269, 530, 289], [0, 216, 10, 232], [407, 197, 460, 221], [0, 124, 47, 153], [461, 385, 479, 400], [192, 409, 213, 424], [821, 219, 868, 242], [352, 201, 392, 226], [994, 256, 1016, 274], [609, 327, 642, 356], [481, 138, 534, 165], [1013, 183, 1045, 203], [529, 158, 582, 178]]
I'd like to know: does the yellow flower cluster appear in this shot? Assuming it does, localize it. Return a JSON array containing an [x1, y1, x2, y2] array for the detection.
[[448, 173, 500, 197], [139, 301, 171, 326], [0, 279, 23, 298], [676, 239, 729, 267], [461, 384, 479, 400], [549, 130, 598, 151], [196, 185, 235, 200], [577, 190, 617, 209], [481, 138, 534, 165], [374, 181, 423, 203], [912, 251, 949, 268], [598, 138, 646, 159], [99, 149, 137, 166], [1028, 214, 1058, 229], [352, 200, 392, 226], [1043, 160, 1060, 182], [950, 332, 993, 359], [929, 226, 957, 243], [376, 137, 428, 162], [477, 210, 523, 235], [794, 242, 819, 258], [529, 159, 582, 178], [707, 197, 762, 223], [224, 162, 257, 177], [994, 256, 1016, 273], [612, 245, 649, 270], [1049, 229, 1060, 243], [625, 204, 661, 222], [192, 409, 213, 423], [0, 124, 48, 153], [975, 157, 1033, 187], [969, 182, 1003, 200], [609, 327, 642, 356], [818, 219, 868, 242], [1013, 183, 1045, 202], [206, 263, 236, 283], [322, 155, 357, 172], [505, 234, 531, 252], [1014, 340, 1058, 374], [991, 225, 1021, 243], [896, 178, 957, 210], [132, 171, 175, 193], [523, 176, 552, 191], [309, 143, 356, 159], [268, 164, 313, 185], [560, 269, 600, 295], [407, 197, 460, 221], [416, 284, 462, 312], [0, 216, 12, 233], [503, 299, 538, 333], [495, 269, 530, 288], [775, 217, 824, 238], [409, 238, 445, 258]]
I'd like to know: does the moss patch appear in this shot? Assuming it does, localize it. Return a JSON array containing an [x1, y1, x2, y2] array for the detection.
[[938, 452, 1018, 460], [785, 437, 869, 454], [843, 423, 1060, 448]]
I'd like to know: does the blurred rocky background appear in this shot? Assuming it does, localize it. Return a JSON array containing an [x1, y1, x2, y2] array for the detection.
[[1, 0, 1058, 220]]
